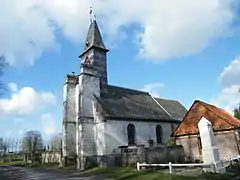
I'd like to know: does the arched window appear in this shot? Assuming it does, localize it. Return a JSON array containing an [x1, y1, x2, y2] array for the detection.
[[127, 124, 136, 145], [156, 125, 163, 144]]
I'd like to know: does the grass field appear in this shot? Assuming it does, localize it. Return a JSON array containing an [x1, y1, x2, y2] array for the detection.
[[79, 166, 233, 180], [0, 160, 235, 180]]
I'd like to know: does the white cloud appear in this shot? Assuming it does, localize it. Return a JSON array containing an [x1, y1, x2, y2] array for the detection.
[[141, 83, 164, 97], [0, 84, 56, 116], [8, 83, 18, 92], [41, 113, 56, 136], [0, 0, 238, 65], [220, 56, 240, 88], [210, 56, 240, 114]]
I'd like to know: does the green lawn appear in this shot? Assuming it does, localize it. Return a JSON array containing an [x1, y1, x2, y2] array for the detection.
[[0, 160, 26, 166], [79, 167, 232, 180], [80, 167, 195, 180]]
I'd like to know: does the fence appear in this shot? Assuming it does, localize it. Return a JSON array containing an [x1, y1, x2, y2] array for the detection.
[[136, 162, 211, 174], [137, 155, 240, 174], [222, 155, 240, 164]]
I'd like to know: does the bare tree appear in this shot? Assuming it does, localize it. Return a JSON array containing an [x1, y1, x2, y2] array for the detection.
[[50, 133, 62, 152], [0, 138, 11, 162], [22, 131, 43, 163]]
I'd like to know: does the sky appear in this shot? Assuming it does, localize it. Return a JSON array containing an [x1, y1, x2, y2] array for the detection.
[[1, 0, 240, 140]]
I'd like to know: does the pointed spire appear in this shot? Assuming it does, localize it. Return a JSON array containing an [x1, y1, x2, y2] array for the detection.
[[79, 10, 109, 58]]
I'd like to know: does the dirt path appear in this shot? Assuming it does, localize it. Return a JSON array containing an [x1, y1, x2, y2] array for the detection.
[[0, 165, 110, 180]]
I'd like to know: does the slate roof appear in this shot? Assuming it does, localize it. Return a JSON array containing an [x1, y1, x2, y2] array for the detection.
[[173, 100, 240, 137], [155, 98, 187, 121], [79, 20, 108, 57], [97, 85, 187, 122]]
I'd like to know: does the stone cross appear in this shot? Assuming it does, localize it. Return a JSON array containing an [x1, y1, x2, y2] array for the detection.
[[198, 117, 226, 173]]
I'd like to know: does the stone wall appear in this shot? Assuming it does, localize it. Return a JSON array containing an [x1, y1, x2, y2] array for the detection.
[[215, 130, 240, 160], [175, 135, 201, 162], [120, 145, 184, 166], [42, 152, 61, 164], [62, 81, 77, 158], [175, 130, 240, 162]]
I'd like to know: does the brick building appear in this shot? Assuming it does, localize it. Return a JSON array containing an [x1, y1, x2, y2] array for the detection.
[[173, 100, 240, 162]]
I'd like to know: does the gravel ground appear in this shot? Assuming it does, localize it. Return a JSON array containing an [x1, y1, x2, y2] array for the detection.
[[0, 165, 110, 180]]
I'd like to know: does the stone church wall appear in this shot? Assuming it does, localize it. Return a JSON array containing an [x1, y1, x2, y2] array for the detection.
[[63, 82, 76, 158], [104, 120, 177, 155]]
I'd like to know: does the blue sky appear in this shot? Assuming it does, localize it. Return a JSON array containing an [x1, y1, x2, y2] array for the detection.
[[1, 0, 240, 140]]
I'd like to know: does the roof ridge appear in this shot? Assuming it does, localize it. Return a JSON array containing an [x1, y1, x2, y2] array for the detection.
[[150, 95, 173, 119], [155, 97, 180, 102], [105, 84, 149, 94], [198, 101, 240, 127]]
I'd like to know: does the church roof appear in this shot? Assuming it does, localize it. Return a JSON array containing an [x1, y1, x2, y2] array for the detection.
[[80, 20, 108, 57], [173, 100, 240, 137], [155, 98, 188, 121], [98, 85, 187, 122]]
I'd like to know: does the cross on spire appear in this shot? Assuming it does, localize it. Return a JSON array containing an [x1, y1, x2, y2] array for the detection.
[[89, 6, 93, 23], [89, 6, 97, 23]]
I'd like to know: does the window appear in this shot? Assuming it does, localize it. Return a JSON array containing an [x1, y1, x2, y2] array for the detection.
[[127, 124, 136, 145], [156, 125, 163, 144]]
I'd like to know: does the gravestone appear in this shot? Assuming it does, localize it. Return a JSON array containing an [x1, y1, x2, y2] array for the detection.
[[198, 117, 226, 173]]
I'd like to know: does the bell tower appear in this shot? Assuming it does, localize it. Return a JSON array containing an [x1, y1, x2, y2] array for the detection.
[[79, 17, 109, 86]]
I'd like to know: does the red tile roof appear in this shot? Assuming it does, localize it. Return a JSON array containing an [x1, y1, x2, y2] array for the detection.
[[173, 100, 240, 136]]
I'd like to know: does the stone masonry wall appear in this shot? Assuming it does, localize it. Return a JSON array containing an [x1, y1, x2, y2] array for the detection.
[[42, 152, 61, 164], [215, 130, 240, 160], [176, 130, 240, 162], [120, 145, 184, 166], [63, 82, 76, 158], [176, 135, 200, 162]]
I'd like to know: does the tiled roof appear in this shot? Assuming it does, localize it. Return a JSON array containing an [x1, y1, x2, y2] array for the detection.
[[97, 85, 187, 122], [155, 98, 187, 121], [173, 100, 240, 136]]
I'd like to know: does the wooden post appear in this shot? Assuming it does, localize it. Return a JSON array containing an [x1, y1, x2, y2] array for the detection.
[[137, 162, 140, 171], [169, 162, 173, 174]]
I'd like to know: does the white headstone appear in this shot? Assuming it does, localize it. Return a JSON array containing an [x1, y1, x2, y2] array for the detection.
[[198, 117, 226, 173]]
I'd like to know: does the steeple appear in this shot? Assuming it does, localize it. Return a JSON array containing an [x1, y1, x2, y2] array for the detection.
[[79, 13, 109, 86], [79, 20, 109, 58]]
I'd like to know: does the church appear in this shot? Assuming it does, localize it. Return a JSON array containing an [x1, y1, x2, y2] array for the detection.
[[62, 18, 187, 169]]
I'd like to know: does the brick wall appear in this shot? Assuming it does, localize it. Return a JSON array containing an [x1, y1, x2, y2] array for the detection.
[[176, 135, 201, 162], [215, 130, 240, 160], [175, 130, 240, 162]]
